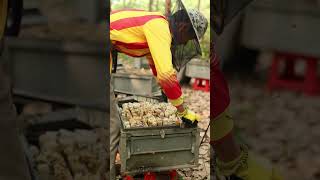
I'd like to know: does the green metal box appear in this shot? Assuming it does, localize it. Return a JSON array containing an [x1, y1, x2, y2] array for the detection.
[[112, 72, 160, 96], [242, 0, 320, 57], [117, 97, 200, 176], [186, 59, 210, 79], [5, 38, 106, 109]]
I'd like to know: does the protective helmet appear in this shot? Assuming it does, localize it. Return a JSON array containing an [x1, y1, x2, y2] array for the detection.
[[187, 9, 208, 41]]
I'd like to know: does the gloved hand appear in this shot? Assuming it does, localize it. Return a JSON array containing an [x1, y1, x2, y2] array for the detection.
[[177, 108, 201, 127], [215, 144, 283, 180]]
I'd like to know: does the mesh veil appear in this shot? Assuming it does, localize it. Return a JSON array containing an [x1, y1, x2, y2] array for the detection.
[[168, 0, 202, 71]]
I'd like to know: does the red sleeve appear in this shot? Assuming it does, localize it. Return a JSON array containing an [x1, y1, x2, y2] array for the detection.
[[146, 54, 157, 76], [146, 54, 183, 107], [210, 44, 231, 120]]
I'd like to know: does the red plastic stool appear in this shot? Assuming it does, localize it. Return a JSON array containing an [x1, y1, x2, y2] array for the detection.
[[267, 52, 320, 95], [169, 170, 178, 180], [193, 78, 210, 92], [124, 170, 178, 180], [144, 172, 157, 180], [124, 175, 134, 180]]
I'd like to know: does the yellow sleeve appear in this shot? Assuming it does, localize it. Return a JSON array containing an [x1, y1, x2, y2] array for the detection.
[[143, 18, 183, 106]]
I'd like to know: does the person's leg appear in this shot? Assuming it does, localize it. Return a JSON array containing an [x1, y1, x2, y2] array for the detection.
[[210, 46, 241, 163], [211, 43, 283, 180], [0, 56, 31, 180], [110, 75, 121, 180], [211, 121, 240, 163]]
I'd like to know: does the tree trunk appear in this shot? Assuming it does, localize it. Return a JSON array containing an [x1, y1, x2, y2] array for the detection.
[[198, 0, 201, 10], [156, 0, 159, 11], [123, 0, 126, 7], [149, 0, 153, 11], [127, 0, 135, 7], [165, 0, 171, 17]]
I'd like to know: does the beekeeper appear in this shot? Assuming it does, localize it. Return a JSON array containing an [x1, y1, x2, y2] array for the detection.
[[109, 6, 208, 179], [211, 1, 283, 179], [0, 0, 32, 179]]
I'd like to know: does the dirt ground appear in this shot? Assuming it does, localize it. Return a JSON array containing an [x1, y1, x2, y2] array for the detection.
[[29, 128, 107, 180], [22, 104, 108, 180], [177, 87, 211, 180], [227, 77, 320, 180]]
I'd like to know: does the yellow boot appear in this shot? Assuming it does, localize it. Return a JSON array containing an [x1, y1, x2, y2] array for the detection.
[[215, 144, 284, 180]]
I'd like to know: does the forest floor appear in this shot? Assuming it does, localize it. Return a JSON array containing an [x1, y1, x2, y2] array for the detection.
[[223, 76, 320, 180]]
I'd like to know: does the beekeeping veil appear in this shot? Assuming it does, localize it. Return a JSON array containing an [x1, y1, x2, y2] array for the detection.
[[168, 0, 208, 71], [212, 0, 253, 35]]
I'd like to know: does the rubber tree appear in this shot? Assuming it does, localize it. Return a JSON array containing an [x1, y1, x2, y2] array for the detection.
[[149, 0, 153, 11], [165, 0, 171, 17]]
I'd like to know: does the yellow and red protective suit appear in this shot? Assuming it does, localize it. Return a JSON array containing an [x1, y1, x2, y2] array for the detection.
[[210, 45, 283, 180], [110, 9, 184, 107], [210, 44, 234, 144]]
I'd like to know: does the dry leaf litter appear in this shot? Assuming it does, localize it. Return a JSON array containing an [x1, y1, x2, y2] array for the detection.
[[228, 78, 320, 180], [29, 129, 107, 180], [177, 87, 211, 180], [22, 103, 108, 180]]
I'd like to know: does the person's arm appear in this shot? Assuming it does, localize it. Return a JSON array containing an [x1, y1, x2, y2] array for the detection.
[[143, 18, 200, 126], [143, 18, 184, 108], [145, 54, 157, 77], [210, 45, 233, 144]]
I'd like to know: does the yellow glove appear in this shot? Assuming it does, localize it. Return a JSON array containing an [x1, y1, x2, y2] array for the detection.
[[216, 144, 283, 180], [177, 108, 201, 127]]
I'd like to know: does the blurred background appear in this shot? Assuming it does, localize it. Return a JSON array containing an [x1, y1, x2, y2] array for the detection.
[[3, 0, 108, 179], [215, 0, 320, 179]]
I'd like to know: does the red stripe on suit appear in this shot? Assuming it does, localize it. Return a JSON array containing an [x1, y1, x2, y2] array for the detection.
[[115, 41, 149, 49], [110, 15, 166, 30]]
